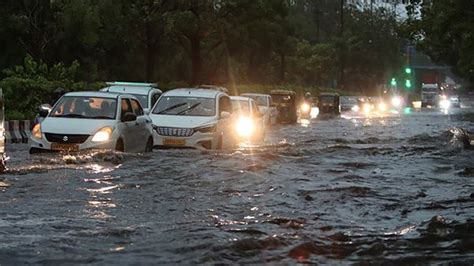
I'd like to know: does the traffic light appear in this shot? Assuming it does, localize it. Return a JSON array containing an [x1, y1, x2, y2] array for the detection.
[[405, 79, 412, 88], [405, 67, 412, 74], [390, 78, 397, 87]]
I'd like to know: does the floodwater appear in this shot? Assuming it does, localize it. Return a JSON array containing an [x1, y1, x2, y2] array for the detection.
[[1, 107, 473, 264]]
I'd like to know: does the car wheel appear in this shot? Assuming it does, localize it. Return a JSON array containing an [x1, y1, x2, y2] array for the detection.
[[145, 137, 153, 152], [115, 139, 124, 152]]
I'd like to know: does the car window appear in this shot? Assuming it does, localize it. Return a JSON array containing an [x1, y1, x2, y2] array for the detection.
[[50, 96, 117, 119], [251, 101, 261, 116], [131, 99, 144, 116], [121, 98, 133, 119], [219, 96, 232, 115], [231, 100, 250, 116], [151, 93, 161, 107]]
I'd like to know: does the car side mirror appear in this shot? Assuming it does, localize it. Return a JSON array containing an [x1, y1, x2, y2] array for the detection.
[[38, 104, 52, 117], [143, 108, 150, 115], [220, 111, 231, 119], [122, 112, 137, 122]]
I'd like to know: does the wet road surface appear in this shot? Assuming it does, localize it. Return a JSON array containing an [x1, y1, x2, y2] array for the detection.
[[1, 107, 473, 264]]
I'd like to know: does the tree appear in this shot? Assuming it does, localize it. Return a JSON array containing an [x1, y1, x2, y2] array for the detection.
[[405, 0, 474, 85]]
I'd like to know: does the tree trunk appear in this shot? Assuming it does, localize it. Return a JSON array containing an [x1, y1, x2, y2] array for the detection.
[[145, 22, 156, 82], [191, 34, 202, 85]]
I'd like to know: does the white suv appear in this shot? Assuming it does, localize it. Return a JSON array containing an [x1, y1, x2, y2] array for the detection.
[[101, 82, 162, 113], [149, 88, 237, 150], [29, 92, 154, 153], [241, 93, 277, 125]]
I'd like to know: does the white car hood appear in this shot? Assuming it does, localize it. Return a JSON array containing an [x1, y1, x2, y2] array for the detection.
[[150, 115, 217, 128], [41, 117, 116, 135]]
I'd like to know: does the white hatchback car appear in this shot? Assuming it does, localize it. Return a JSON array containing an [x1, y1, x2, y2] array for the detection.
[[149, 88, 237, 150], [29, 92, 154, 153], [241, 93, 277, 125], [230, 96, 265, 142], [100, 82, 162, 113]]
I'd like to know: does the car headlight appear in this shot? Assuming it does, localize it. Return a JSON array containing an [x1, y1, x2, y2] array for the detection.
[[440, 99, 450, 109], [378, 102, 387, 112], [195, 124, 216, 133], [300, 103, 310, 113], [32, 123, 42, 139], [91, 127, 113, 142], [236, 117, 254, 137], [363, 103, 372, 114], [351, 105, 360, 112], [391, 96, 402, 107]]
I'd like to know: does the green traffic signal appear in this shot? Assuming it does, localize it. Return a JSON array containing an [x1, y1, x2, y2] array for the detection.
[[405, 67, 412, 74], [390, 78, 397, 86], [405, 79, 412, 88]]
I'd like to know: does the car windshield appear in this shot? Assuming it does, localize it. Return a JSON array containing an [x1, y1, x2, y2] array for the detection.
[[271, 94, 293, 104], [422, 87, 439, 93], [341, 97, 357, 105], [50, 96, 117, 119], [243, 95, 268, 106], [320, 95, 336, 103], [130, 94, 148, 108], [231, 100, 250, 116], [152, 96, 215, 116]]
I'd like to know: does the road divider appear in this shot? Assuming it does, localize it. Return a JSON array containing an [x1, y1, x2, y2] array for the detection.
[[5, 120, 32, 143]]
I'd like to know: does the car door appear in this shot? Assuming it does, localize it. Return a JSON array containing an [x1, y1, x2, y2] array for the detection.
[[130, 98, 151, 151], [119, 97, 138, 152], [216, 95, 235, 148]]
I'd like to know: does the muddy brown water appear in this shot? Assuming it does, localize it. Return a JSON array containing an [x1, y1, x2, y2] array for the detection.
[[1, 107, 473, 264]]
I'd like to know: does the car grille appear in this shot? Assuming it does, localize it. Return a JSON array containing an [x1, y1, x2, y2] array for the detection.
[[44, 133, 90, 144], [156, 127, 194, 137]]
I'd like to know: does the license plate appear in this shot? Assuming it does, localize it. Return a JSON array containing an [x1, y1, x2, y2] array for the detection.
[[163, 138, 185, 146], [51, 143, 80, 152]]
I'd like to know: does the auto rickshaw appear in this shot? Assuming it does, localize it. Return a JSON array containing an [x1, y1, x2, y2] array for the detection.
[[317, 93, 340, 116], [269, 90, 297, 124]]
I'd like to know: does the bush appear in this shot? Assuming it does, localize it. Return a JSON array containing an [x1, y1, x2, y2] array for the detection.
[[0, 55, 105, 120]]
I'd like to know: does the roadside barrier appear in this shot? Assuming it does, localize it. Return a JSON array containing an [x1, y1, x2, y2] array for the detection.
[[5, 120, 32, 143]]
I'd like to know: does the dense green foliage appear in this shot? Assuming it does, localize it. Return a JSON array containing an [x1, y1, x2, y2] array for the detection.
[[404, 0, 474, 85], [0, 0, 406, 119]]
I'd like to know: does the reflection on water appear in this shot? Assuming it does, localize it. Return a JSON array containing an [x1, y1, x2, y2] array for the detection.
[[0, 108, 473, 264]]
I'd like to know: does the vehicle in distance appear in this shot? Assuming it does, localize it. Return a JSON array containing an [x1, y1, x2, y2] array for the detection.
[[318, 93, 341, 116], [421, 83, 440, 107], [230, 96, 265, 142], [150, 88, 236, 150], [29, 91, 154, 153], [340, 96, 359, 112], [240, 93, 277, 125], [100, 81, 162, 113], [269, 90, 297, 124]]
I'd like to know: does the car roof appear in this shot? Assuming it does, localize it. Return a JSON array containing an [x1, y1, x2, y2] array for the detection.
[[241, 93, 270, 97], [230, 96, 252, 102], [164, 88, 225, 98], [102, 85, 161, 95], [195, 85, 229, 93], [64, 91, 120, 99], [270, 89, 296, 95]]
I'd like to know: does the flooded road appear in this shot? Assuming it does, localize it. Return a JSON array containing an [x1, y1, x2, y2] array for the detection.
[[1, 107, 473, 264]]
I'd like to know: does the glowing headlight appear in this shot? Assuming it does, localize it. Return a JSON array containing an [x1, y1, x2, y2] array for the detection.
[[363, 103, 372, 114], [300, 103, 310, 113], [378, 102, 387, 112], [236, 117, 254, 137], [351, 105, 360, 112], [391, 96, 402, 107], [440, 99, 450, 109], [32, 123, 42, 139], [91, 127, 113, 142]]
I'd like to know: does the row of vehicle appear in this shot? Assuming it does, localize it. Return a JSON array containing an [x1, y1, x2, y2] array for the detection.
[[28, 83, 317, 153]]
